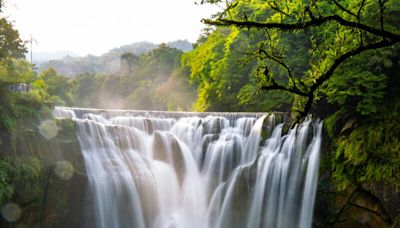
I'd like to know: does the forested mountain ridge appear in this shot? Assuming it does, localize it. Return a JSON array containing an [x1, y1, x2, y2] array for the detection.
[[41, 43, 196, 111], [36, 40, 193, 76], [30, 50, 78, 64]]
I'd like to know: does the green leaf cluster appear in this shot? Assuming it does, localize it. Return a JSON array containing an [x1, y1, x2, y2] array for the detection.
[[0, 156, 43, 205], [0, 18, 26, 59], [323, 46, 400, 189], [182, 25, 294, 112], [331, 103, 400, 190]]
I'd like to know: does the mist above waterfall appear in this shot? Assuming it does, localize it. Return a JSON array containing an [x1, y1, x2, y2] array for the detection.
[[66, 43, 196, 112]]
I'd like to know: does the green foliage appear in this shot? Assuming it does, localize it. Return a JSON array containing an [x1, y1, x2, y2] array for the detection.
[[322, 49, 392, 117], [0, 58, 51, 136], [0, 16, 41, 151], [155, 69, 197, 111], [40, 68, 74, 106], [71, 73, 104, 108], [0, 59, 35, 85], [331, 103, 400, 190], [238, 84, 292, 112], [182, 25, 293, 112], [198, 0, 400, 192], [124, 80, 159, 109], [67, 44, 192, 110], [0, 18, 26, 60], [0, 8, 64, 221], [324, 46, 400, 190], [120, 52, 139, 71], [37, 41, 192, 76], [201, 0, 400, 120], [0, 156, 43, 205]]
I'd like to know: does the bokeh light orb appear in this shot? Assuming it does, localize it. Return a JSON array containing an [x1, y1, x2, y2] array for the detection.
[[39, 119, 59, 139], [54, 161, 74, 180], [2, 203, 21, 222]]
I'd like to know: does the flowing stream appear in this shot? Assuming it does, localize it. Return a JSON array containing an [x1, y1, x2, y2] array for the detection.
[[55, 107, 322, 228]]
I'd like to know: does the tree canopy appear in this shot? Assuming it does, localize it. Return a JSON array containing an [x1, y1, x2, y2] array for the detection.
[[190, 0, 400, 191], [0, 18, 26, 60], [201, 0, 400, 122]]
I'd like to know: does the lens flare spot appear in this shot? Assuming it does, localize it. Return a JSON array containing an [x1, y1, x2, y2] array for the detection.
[[39, 119, 59, 139], [2, 203, 21, 222], [54, 161, 74, 180]]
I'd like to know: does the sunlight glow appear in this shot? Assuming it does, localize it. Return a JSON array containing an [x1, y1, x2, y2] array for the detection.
[[54, 161, 75, 180], [4, 0, 219, 56], [39, 119, 59, 139]]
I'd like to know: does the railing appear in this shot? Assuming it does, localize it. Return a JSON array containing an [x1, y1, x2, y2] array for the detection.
[[9, 83, 31, 93]]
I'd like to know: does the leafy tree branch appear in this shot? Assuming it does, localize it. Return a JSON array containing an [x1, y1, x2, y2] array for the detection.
[[201, 0, 400, 124], [202, 15, 400, 42]]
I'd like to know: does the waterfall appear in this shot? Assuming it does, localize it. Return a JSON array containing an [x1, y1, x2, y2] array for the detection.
[[55, 107, 322, 228]]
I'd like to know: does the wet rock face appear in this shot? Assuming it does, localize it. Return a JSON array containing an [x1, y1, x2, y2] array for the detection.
[[0, 119, 90, 228], [314, 174, 399, 228], [202, 117, 228, 135], [153, 131, 186, 183], [363, 182, 400, 225]]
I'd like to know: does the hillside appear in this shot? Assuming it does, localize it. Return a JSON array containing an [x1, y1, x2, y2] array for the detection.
[[36, 40, 193, 76]]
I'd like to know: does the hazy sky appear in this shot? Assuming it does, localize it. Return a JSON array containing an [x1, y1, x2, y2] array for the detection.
[[4, 0, 219, 56]]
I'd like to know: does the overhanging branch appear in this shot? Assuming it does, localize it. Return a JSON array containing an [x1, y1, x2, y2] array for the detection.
[[202, 15, 400, 41], [201, 2, 400, 124], [311, 40, 396, 91], [331, 0, 358, 18], [261, 39, 397, 122], [261, 84, 309, 97]]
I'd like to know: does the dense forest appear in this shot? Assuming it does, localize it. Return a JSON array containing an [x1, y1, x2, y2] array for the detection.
[[0, 0, 399, 226], [36, 40, 193, 76]]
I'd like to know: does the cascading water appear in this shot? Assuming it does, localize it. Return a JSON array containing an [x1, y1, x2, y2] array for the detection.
[[54, 106, 322, 228]]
